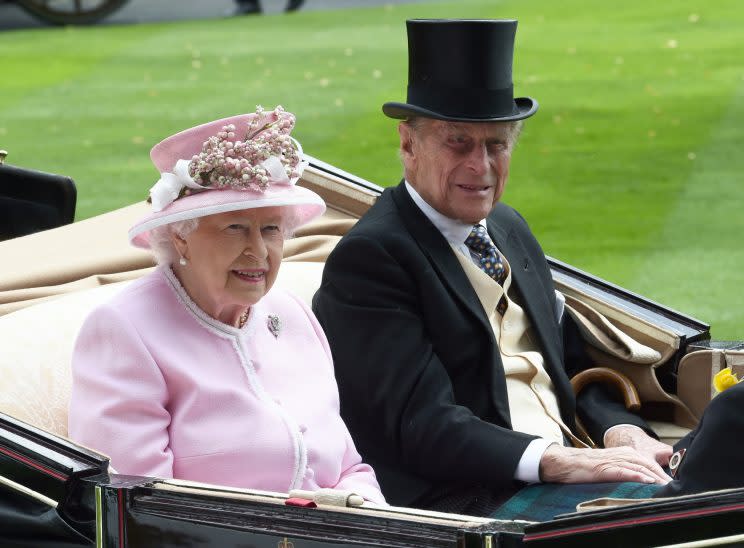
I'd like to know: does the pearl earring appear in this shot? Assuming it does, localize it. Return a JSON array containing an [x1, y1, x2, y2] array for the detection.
[[179, 257, 187, 266]]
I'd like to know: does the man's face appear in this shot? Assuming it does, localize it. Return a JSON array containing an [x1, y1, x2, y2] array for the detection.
[[399, 118, 514, 223]]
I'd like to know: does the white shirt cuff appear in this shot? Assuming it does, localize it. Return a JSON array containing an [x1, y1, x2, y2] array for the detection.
[[602, 423, 644, 446], [515, 438, 555, 483]]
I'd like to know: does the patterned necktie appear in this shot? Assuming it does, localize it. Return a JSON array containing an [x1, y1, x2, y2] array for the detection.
[[464, 224, 509, 314]]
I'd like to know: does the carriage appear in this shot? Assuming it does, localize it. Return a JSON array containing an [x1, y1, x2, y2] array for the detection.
[[2, 155, 744, 547], [2, 0, 129, 25]]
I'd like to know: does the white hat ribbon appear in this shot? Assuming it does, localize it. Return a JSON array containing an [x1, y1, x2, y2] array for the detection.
[[149, 159, 207, 212], [149, 145, 308, 213]]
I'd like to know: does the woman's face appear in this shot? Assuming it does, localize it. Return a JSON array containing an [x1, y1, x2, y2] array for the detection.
[[173, 207, 285, 325]]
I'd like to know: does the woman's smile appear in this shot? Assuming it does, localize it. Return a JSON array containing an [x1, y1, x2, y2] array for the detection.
[[232, 269, 267, 284]]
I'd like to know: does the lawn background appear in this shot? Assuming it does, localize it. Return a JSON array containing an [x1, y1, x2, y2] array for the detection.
[[2, 0, 743, 338]]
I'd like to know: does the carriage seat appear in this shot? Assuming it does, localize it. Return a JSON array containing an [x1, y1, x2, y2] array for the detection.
[[0, 261, 325, 439]]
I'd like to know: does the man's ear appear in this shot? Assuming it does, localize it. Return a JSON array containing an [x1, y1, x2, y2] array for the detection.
[[398, 122, 415, 160]]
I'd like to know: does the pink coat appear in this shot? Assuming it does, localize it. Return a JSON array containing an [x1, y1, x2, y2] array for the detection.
[[68, 267, 384, 504]]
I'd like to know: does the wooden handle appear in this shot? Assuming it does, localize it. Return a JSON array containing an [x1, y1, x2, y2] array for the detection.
[[571, 367, 641, 412]]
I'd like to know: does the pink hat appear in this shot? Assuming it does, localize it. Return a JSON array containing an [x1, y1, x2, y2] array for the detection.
[[129, 106, 326, 249]]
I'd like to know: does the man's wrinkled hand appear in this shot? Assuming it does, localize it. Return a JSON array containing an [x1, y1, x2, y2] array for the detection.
[[539, 444, 672, 485], [604, 425, 673, 467]]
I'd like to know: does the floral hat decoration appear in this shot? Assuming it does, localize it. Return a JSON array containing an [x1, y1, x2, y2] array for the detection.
[[128, 105, 326, 249]]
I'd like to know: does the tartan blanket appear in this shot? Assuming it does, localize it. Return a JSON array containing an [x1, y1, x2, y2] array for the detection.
[[491, 482, 662, 522]]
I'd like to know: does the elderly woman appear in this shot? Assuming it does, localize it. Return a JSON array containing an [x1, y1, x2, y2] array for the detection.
[[68, 106, 384, 504]]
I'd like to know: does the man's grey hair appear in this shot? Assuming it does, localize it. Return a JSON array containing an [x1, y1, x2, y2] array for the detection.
[[404, 116, 524, 148], [148, 219, 200, 265]]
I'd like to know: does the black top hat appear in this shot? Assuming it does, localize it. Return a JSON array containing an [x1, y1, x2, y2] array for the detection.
[[383, 19, 537, 122]]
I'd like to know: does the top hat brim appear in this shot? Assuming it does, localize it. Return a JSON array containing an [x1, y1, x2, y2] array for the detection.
[[382, 96, 538, 123]]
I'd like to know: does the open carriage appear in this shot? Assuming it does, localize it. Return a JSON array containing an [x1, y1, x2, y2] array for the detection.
[[2, 156, 744, 547]]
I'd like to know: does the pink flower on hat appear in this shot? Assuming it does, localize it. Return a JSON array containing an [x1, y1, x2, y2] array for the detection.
[[148, 105, 307, 212]]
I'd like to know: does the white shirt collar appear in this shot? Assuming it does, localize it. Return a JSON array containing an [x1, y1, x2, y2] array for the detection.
[[404, 180, 487, 257]]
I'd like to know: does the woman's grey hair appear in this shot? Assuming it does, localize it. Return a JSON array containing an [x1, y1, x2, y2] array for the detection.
[[148, 218, 200, 265], [280, 212, 299, 239]]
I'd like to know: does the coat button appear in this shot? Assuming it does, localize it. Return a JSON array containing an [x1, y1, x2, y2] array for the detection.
[[299, 424, 308, 433], [305, 467, 314, 478], [274, 398, 282, 406]]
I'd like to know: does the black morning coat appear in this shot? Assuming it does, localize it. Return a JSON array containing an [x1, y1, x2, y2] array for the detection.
[[312, 182, 651, 508]]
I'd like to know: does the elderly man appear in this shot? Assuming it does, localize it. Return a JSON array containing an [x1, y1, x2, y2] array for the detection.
[[313, 19, 672, 516]]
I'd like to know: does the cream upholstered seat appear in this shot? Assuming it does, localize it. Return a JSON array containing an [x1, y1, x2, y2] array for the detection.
[[0, 282, 127, 437], [0, 261, 325, 438]]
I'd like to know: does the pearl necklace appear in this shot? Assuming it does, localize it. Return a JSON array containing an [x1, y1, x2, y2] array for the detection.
[[238, 309, 249, 329]]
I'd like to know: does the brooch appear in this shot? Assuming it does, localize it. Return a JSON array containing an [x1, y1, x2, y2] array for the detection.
[[267, 314, 281, 338]]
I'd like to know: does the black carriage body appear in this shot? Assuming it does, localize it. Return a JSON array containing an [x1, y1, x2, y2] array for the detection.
[[0, 414, 107, 547], [6, 412, 744, 548], [97, 478, 525, 548], [523, 491, 744, 547]]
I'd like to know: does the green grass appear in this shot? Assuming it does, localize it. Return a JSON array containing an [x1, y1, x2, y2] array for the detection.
[[2, 0, 743, 338]]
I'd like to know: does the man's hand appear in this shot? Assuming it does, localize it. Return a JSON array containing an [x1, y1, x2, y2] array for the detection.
[[604, 425, 673, 467], [539, 444, 672, 485]]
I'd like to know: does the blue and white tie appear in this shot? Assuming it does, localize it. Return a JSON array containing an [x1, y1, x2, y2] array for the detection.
[[465, 224, 509, 314]]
